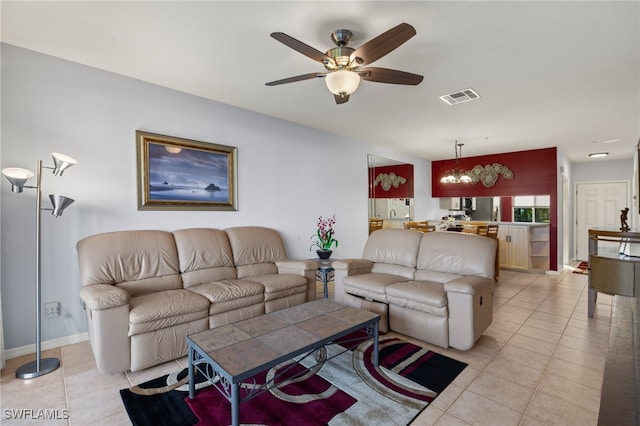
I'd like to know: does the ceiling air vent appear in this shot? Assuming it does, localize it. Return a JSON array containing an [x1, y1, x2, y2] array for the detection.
[[439, 88, 480, 105]]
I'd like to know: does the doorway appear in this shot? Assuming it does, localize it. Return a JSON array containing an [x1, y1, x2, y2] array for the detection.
[[575, 181, 629, 261]]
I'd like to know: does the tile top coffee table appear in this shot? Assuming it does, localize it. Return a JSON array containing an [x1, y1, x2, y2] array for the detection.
[[187, 298, 380, 426]]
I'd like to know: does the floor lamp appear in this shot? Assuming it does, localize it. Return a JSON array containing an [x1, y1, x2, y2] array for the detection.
[[2, 152, 77, 379]]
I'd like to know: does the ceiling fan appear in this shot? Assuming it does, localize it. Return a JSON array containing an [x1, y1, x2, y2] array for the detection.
[[265, 23, 424, 104]]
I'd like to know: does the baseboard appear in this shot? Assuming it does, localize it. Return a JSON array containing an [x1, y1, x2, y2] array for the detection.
[[3, 332, 89, 360]]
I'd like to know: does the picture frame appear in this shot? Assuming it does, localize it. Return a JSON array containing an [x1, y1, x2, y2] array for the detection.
[[136, 131, 237, 211]]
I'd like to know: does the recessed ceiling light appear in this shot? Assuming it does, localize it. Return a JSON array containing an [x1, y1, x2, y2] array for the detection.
[[589, 152, 609, 158]]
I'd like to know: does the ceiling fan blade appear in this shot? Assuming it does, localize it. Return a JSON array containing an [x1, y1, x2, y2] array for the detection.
[[350, 23, 417, 66], [359, 67, 423, 85], [270, 32, 333, 64], [265, 72, 326, 86], [334, 93, 350, 104]]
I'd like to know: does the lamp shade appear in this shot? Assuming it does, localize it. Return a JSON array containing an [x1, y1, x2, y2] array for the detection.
[[49, 194, 75, 217], [51, 153, 77, 176], [440, 173, 456, 184], [2, 167, 35, 192], [459, 173, 472, 183], [325, 70, 360, 96]]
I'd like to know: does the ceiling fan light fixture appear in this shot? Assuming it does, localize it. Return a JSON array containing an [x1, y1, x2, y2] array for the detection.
[[325, 70, 360, 96]]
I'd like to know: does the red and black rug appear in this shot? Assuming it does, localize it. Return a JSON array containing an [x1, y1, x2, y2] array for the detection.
[[573, 261, 589, 275], [120, 336, 466, 425]]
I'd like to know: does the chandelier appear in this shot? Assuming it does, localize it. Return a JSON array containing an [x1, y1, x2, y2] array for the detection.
[[440, 141, 472, 184]]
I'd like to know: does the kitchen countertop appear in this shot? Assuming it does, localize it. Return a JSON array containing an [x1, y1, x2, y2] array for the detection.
[[455, 221, 549, 226]]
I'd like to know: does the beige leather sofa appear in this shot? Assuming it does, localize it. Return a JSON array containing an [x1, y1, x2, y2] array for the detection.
[[77, 226, 317, 374], [333, 229, 496, 350]]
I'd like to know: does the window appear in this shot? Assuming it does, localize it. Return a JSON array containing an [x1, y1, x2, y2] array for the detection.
[[513, 207, 550, 223], [513, 195, 550, 223], [514, 207, 533, 222]]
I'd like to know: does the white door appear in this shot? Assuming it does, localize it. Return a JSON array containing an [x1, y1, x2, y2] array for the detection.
[[575, 181, 629, 261]]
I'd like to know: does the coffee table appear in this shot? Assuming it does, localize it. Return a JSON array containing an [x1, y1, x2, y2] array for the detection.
[[187, 299, 380, 426]]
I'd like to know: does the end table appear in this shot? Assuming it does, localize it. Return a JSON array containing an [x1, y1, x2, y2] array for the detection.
[[315, 259, 334, 298]]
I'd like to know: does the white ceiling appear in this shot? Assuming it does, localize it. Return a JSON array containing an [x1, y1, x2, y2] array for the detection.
[[2, 1, 639, 162]]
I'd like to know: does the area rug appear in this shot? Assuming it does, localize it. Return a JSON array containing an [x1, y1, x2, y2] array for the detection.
[[120, 336, 467, 426], [573, 261, 589, 274]]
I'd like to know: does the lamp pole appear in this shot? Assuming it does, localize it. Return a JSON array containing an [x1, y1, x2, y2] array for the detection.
[[2, 153, 76, 379], [16, 160, 58, 379]]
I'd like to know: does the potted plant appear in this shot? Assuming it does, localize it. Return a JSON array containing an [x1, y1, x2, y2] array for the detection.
[[310, 215, 339, 259]]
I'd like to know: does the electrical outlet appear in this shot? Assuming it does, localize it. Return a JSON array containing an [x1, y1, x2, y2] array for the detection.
[[45, 302, 61, 318]]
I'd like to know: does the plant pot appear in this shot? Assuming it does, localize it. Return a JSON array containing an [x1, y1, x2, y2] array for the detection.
[[316, 250, 332, 260]]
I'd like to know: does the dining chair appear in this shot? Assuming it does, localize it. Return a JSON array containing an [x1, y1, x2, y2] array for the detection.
[[476, 225, 489, 236], [369, 218, 383, 234], [462, 224, 478, 234], [486, 224, 499, 239]]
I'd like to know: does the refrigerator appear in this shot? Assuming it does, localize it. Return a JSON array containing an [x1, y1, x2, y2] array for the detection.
[[471, 197, 495, 221]]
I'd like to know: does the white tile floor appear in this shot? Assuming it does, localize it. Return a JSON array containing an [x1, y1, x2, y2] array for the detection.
[[0, 266, 611, 425]]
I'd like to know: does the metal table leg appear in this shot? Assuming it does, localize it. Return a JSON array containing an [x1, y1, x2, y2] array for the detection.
[[322, 271, 329, 298], [373, 321, 379, 367], [231, 382, 240, 426], [188, 346, 195, 399]]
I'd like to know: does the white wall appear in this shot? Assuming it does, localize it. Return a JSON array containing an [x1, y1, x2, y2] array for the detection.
[[0, 44, 434, 351], [572, 158, 634, 183]]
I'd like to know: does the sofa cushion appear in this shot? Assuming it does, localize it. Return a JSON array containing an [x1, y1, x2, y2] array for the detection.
[[363, 229, 423, 268], [371, 263, 416, 279], [343, 273, 409, 303], [128, 289, 209, 336], [386, 281, 448, 317], [172, 228, 237, 288], [225, 226, 287, 271], [77, 230, 182, 297], [236, 263, 278, 278], [416, 232, 496, 280], [414, 269, 463, 284], [187, 279, 265, 315], [246, 274, 308, 301]]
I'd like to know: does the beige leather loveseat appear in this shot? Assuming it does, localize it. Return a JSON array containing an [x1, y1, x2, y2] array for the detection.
[[77, 226, 317, 374], [333, 229, 496, 350]]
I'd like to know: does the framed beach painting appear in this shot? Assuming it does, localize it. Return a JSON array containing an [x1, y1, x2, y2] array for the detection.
[[136, 131, 237, 210]]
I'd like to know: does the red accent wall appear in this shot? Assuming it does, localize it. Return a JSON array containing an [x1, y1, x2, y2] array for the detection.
[[432, 147, 557, 270], [500, 196, 513, 222], [369, 164, 414, 199]]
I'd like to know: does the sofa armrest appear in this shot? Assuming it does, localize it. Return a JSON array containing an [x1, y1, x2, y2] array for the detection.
[[79, 284, 129, 311], [445, 275, 494, 351], [276, 260, 319, 301], [275, 259, 319, 273], [444, 276, 493, 295], [79, 284, 131, 374], [332, 259, 374, 273], [332, 259, 374, 303]]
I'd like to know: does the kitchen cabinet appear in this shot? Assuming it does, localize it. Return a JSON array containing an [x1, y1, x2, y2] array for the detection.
[[497, 224, 549, 272], [498, 225, 529, 270], [439, 197, 461, 210], [439, 197, 476, 211]]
